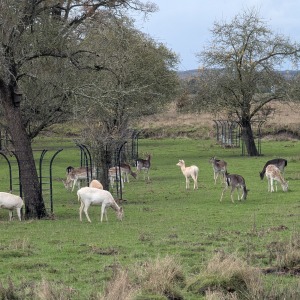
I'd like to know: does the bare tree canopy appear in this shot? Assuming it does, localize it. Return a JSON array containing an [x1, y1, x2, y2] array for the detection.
[[0, 0, 159, 218], [188, 8, 300, 156], [74, 15, 180, 189]]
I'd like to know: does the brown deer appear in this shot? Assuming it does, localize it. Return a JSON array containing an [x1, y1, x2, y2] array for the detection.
[[220, 172, 248, 203], [120, 162, 137, 182], [136, 154, 151, 181], [63, 166, 94, 192], [209, 157, 227, 184]]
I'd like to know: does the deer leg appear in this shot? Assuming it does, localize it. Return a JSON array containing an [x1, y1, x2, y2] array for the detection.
[[270, 178, 274, 192], [71, 178, 77, 192], [191, 175, 198, 190], [185, 177, 190, 189], [79, 202, 84, 222], [230, 187, 235, 203], [220, 186, 227, 202], [237, 187, 241, 201], [83, 204, 92, 223], [8, 210, 13, 221], [267, 178, 271, 192], [101, 204, 108, 222], [16, 208, 22, 221]]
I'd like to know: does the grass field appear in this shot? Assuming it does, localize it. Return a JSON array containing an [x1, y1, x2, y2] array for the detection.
[[0, 137, 299, 299]]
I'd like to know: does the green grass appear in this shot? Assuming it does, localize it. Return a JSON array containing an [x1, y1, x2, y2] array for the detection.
[[0, 138, 299, 299]]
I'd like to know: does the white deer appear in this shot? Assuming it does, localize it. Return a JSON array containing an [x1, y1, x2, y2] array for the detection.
[[220, 173, 248, 203], [0, 192, 23, 221], [136, 154, 151, 181], [77, 187, 124, 223], [265, 164, 288, 192], [176, 159, 199, 190], [89, 179, 103, 190], [209, 157, 227, 184]]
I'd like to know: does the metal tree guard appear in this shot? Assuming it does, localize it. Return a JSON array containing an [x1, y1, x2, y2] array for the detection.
[[0, 151, 13, 192], [213, 119, 263, 155], [213, 120, 240, 148], [49, 149, 63, 213], [76, 143, 93, 185], [131, 130, 141, 165], [112, 141, 127, 201]]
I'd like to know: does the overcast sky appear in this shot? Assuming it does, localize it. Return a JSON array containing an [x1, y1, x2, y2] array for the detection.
[[132, 0, 300, 71]]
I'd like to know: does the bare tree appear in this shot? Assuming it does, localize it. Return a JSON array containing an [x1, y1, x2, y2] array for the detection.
[[193, 8, 300, 156], [76, 16, 180, 189], [0, 0, 157, 218]]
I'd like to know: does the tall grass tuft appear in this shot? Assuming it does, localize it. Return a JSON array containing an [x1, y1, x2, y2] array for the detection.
[[133, 255, 185, 299], [187, 253, 264, 299], [33, 279, 75, 300], [267, 231, 300, 269], [0, 278, 20, 300], [97, 269, 138, 300]]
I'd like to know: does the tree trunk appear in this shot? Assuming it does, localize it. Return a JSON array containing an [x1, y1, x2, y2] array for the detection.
[[1, 91, 47, 219], [99, 144, 111, 191], [240, 119, 259, 156]]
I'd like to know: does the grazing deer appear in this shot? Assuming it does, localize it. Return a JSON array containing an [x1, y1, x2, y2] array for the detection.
[[120, 162, 137, 182], [108, 167, 125, 189], [63, 166, 94, 192], [220, 172, 248, 203], [136, 154, 151, 181], [259, 158, 287, 180], [176, 159, 199, 190], [77, 187, 124, 223], [265, 164, 288, 192], [0, 192, 23, 221], [209, 157, 227, 184]]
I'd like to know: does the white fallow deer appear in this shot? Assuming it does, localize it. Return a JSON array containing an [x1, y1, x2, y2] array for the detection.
[[89, 179, 103, 190], [176, 159, 199, 190], [209, 157, 227, 184], [259, 158, 287, 180], [136, 154, 151, 181], [77, 187, 124, 223], [0, 192, 23, 221], [220, 172, 248, 203], [265, 164, 288, 192]]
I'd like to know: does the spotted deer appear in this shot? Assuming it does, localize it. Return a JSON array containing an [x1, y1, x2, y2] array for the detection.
[[209, 157, 227, 184], [220, 172, 248, 203], [259, 158, 287, 180], [120, 162, 137, 182], [108, 167, 125, 189], [265, 164, 288, 192], [63, 166, 93, 192], [136, 154, 151, 181]]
